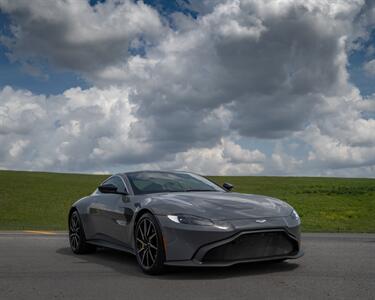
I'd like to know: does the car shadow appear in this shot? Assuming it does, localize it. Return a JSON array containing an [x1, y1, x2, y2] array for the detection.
[[57, 246, 143, 277], [56, 247, 300, 280]]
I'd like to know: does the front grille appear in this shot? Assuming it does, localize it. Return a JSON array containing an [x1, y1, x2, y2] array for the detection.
[[202, 231, 297, 262]]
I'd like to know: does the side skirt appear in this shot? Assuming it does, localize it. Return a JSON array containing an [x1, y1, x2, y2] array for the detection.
[[87, 239, 135, 255]]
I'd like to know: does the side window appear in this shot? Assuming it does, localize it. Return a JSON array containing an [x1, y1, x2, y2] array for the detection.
[[103, 176, 127, 193]]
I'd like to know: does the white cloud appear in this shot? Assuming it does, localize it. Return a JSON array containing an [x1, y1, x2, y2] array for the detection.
[[0, 86, 46, 135], [9, 139, 29, 158], [0, 0, 165, 74], [137, 138, 266, 176], [0, 0, 375, 177], [0, 86, 266, 175], [302, 124, 375, 169], [364, 59, 375, 75], [0, 86, 139, 171], [269, 142, 303, 175], [222, 139, 265, 164]]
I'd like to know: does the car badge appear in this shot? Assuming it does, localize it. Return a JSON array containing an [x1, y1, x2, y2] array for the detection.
[[255, 219, 266, 223]]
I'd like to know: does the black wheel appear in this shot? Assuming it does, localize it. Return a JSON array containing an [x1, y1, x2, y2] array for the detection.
[[69, 210, 96, 254], [135, 213, 165, 275]]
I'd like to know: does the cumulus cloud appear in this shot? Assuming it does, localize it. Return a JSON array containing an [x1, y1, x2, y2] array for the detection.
[[364, 59, 375, 75], [1, 0, 375, 176], [0, 86, 266, 174], [0, 86, 140, 171], [0, 0, 165, 74], [99, 0, 368, 158], [303, 124, 375, 169], [295, 85, 375, 172], [136, 138, 266, 175]]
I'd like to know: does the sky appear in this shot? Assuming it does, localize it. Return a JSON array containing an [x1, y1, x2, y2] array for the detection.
[[0, 0, 375, 177]]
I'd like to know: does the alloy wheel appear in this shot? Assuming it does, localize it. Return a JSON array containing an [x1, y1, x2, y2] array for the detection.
[[69, 212, 81, 251], [136, 218, 158, 269]]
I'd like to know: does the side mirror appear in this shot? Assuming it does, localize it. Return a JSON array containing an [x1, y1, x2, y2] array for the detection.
[[98, 183, 118, 194], [223, 182, 234, 191]]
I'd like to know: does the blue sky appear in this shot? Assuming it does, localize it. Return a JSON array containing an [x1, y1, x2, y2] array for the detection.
[[347, 29, 375, 96]]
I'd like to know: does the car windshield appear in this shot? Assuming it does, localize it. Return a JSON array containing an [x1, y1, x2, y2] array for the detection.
[[126, 171, 225, 195]]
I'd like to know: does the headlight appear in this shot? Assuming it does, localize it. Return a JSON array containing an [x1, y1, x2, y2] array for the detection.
[[291, 209, 300, 221], [167, 214, 214, 226]]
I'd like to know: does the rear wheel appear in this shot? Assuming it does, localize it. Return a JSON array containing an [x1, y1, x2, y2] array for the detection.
[[69, 210, 96, 254], [135, 213, 165, 275]]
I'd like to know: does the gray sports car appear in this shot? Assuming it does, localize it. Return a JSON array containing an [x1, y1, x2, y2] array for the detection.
[[68, 171, 303, 274]]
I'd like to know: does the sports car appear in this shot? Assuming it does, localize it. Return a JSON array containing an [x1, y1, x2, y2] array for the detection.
[[68, 170, 303, 274]]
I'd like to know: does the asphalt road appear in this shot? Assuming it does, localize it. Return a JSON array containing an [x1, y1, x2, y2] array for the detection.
[[0, 232, 374, 300]]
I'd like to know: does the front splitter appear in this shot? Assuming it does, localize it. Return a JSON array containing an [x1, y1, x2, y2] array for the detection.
[[164, 249, 304, 267]]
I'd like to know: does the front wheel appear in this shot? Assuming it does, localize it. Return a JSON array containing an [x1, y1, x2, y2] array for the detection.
[[135, 213, 165, 275], [69, 210, 96, 254]]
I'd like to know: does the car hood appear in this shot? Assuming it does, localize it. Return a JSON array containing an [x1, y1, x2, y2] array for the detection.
[[146, 192, 293, 220]]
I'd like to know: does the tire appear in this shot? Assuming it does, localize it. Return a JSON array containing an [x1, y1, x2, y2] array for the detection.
[[69, 210, 96, 254], [135, 213, 165, 275]]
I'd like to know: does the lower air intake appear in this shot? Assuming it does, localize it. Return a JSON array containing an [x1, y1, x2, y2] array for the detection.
[[202, 231, 297, 262]]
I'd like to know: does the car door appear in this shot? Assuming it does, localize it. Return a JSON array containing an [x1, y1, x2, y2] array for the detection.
[[88, 176, 133, 248]]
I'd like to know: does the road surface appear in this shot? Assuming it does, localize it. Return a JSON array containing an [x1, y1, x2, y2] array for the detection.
[[0, 232, 374, 300]]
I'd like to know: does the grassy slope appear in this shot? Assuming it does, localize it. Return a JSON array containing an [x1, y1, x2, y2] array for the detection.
[[0, 170, 374, 232], [0, 170, 107, 230]]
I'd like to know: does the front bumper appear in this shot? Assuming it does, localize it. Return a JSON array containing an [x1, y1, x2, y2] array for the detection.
[[166, 251, 304, 267], [157, 215, 303, 266]]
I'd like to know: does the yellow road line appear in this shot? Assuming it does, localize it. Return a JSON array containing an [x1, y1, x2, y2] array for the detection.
[[23, 230, 57, 235]]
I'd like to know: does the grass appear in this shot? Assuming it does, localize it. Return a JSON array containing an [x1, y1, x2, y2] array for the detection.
[[0, 170, 374, 232], [212, 176, 375, 232], [0, 170, 107, 230]]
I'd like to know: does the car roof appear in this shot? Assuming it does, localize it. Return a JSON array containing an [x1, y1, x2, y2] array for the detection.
[[117, 170, 195, 177]]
